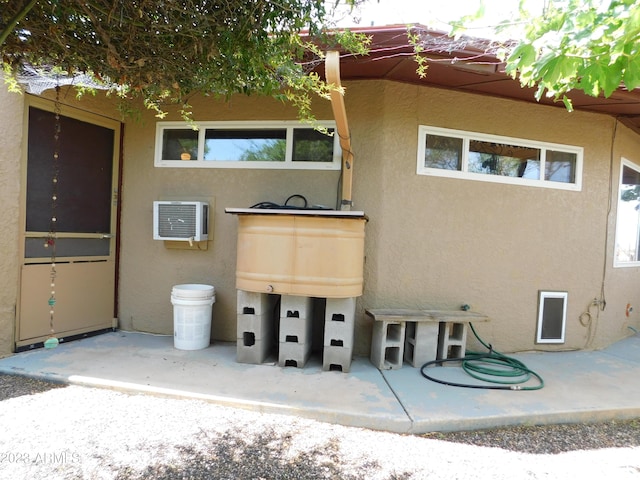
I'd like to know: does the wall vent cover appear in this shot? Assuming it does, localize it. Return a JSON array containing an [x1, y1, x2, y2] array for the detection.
[[153, 201, 208, 241]]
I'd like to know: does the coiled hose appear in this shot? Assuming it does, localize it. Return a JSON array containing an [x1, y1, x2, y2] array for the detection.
[[420, 323, 544, 391]]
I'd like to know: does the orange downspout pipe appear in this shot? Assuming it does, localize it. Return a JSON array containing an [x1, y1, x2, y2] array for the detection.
[[325, 51, 354, 211]]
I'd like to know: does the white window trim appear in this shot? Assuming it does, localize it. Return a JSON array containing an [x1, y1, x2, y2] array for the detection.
[[416, 125, 583, 191], [155, 120, 341, 170], [614, 157, 640, 268]]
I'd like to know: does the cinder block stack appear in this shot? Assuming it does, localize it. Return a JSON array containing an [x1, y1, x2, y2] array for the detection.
[[236, 290, 275, 364], [278, 295, 313, 368], [322, 297, 356, 372]]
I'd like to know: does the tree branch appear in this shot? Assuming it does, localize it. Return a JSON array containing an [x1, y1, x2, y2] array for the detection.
[[0, 0, 38, 46]]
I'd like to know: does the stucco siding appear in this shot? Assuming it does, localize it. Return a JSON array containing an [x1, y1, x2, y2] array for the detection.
[[118, 95, 341, 341], [0, 86, 23, 356], [3, 77, 639, 357], [117, 79, 640, 355], [351, 80, 635, 353]]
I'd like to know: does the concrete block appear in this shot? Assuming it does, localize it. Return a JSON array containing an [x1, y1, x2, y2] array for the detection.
[[237, 290, 275, 316], [280, 295, 313, 319], [237, 313, 273, 341], [323, 297, 356, 347], [322, 345, 353, 372], [323, 319, 355, 348], [236, 337, 273, 364], [278, 341, 311, 368], [370, 320, 406, 370], [279, 315, 313, 344], [437, 322, 468, 364], [404, 321, 439, 367], [325, 297, 356, 323]]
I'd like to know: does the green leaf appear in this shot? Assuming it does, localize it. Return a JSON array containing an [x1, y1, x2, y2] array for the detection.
[[602, 57, 624, 97], [544, 11, 567, 33], [499, 0, 639, 110], [562, 95, 574, 112], [622, 56, 640, 90], [624, 4, 640, 38], [534, 83, 547, 102], [507, 43, 536, 69], [0, 0, 371, 124], [578, 62, 605, 97], [536, 54, 571, 86]]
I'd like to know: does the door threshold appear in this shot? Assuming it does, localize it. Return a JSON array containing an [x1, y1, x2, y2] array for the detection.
[[15, 328, 116, 353]]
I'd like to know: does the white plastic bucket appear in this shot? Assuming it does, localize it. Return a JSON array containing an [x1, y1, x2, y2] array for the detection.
[[171, 284, 215, 350]]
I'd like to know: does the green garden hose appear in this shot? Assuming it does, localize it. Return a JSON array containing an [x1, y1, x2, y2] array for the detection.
[[420, 323, 544, 391]]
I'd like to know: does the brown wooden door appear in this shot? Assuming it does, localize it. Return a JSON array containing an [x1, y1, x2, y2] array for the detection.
[[17, 97, 121, 349]]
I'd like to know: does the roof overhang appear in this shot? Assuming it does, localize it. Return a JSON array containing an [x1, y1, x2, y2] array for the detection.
[[315, 25, 640, 135]]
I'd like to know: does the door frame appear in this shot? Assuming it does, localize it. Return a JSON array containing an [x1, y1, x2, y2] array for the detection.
[[16, 94, 123, 350]]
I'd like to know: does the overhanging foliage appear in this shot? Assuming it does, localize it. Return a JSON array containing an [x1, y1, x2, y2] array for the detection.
[[503, 0, 640, 111], [0, 0, 369, 120], [410, 0, 640, 113]]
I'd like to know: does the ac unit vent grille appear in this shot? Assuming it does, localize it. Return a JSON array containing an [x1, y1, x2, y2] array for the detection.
[[153, 201, 208, 241], [157, 204, 197, 238]]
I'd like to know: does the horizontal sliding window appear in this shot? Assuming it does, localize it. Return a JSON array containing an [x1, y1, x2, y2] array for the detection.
[[417, 126, 582, 190], [155, 121, 340, 170]]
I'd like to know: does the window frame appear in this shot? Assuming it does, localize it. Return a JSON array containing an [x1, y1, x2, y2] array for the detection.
[[416, 125, 583, 191], [155, 120, 341, 170], [614, 157, 640, 268]]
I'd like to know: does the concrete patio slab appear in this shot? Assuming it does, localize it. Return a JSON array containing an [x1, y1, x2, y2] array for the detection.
[[1, 331, 639, 434], [386, 343, 640, 433], [0, 331, 410, 432]]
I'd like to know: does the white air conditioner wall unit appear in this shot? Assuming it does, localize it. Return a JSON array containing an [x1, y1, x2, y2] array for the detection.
[[153, 201, 209, 241]]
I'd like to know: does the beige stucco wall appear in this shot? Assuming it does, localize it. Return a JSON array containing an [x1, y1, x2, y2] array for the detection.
[[0, 86, 24, 356], [118, 79, 640, 355], [118, 95, 341, 341], [350, 80, 640, 353], [3, 76, 639, 357]]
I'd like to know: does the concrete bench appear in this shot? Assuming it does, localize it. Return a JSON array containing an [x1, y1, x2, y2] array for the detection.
[[366, 309, 489, 370]]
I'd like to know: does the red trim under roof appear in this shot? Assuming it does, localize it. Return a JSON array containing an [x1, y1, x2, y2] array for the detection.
[[309, 24, 640, 135]]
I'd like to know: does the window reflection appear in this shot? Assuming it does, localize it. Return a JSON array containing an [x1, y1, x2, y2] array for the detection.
[[468, 141, 541, 178], [417, 126, 582, 189], [204, 129, 286, 162], [546, 150, 576, 183], [162, 129, 198, 161], [615, 162, 640, 265], [292, 128, 335, 162], [424, 134, 462, 170]]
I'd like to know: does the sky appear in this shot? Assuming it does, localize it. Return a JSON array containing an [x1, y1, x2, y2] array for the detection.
[[330, 0, 546, 39]]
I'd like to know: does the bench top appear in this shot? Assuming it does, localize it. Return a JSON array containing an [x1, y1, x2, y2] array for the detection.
[[365, 308, 489, 323]]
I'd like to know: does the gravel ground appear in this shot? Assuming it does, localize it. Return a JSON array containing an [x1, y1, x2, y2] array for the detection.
[[1, 373, 639, 479]]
